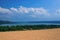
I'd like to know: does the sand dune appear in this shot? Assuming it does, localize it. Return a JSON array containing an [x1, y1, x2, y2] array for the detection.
[[0, 28, 60, 40]]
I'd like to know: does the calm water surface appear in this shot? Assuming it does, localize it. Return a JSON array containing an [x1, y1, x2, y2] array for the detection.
[[0, 23, 60, 26]]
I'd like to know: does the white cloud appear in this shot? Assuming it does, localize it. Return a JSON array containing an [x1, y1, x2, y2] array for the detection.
[[1, 6, 60, 21], [10, 6, 49, 14], [18, 6, 29, 13], [0, 7, 16, 18], [18, 6, 50, 17], [0, 7, 12, 14], [31, 8, 50, 17], [10, 7, 18, 13], [18, 6, 49, 15], [0, 6, 50, 18]]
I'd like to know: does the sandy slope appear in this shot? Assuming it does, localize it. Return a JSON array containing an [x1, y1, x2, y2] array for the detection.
[[0, 28, 60, 40]]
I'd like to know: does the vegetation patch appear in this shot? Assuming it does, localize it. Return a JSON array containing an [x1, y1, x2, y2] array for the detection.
[[0, 25, 60, 32]]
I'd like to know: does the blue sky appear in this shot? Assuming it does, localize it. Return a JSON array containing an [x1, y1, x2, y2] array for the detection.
[[0, 0, 60, 21]]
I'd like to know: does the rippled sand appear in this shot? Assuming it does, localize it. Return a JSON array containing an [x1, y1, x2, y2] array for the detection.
[[0, 28, 60, 40]]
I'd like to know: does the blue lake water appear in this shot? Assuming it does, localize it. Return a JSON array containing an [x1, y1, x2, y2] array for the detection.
[[0, 23, 60, 26]]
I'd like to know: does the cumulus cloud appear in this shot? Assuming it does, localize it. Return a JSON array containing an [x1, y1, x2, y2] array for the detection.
[[18, 6, 29, 13], [30, 8, 50, 17], [18, 6, 49, 15], [0, 6, 50, 18], [1, 6, 60, 21], [11, 6, 50, 17], [0, 7, 15, 18], [10, 7, 18, 13], [0, 7, 12, 14]]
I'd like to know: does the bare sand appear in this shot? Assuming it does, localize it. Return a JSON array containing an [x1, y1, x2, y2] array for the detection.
[[0, 28, 60, 40]]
